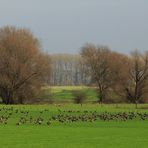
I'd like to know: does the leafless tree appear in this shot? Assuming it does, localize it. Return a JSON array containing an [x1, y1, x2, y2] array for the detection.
[[111, 50, 148, 107], [0, 26, 51, 104], [125, 50, 148, 108], [81, 43, 112, 103], [108, 51, 131, 102], [49, 54, 91, 86]]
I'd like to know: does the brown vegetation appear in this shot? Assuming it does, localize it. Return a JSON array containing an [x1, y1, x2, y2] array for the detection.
[[0, 26, 51, 104], [81, 43, 115, 103], [0, 26, 148, 107], [81, 43, 148, 107]]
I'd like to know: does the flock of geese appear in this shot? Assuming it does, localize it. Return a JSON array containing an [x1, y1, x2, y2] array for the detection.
[[0, 107, 148, 126]]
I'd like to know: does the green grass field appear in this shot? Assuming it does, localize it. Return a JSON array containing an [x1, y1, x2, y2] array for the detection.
[[41, 86, 98, 102], [0, 104, 148, 148]]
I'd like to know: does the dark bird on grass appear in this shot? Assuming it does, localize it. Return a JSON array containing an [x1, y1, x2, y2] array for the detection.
[[47, 120, 51, 125], [16, 122, 21, 126]]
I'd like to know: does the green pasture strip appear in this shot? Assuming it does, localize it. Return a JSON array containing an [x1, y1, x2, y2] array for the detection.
[[0, 122, 148, 148], [0, 104, 148, 148], [42, 86, 98, 101]]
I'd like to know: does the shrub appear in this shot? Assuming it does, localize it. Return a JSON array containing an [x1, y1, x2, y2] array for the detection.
[[72, 90, 86, 104], [35, 89, 54, 104]]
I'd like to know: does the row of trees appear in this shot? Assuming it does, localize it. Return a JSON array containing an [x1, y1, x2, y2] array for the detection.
[[49, 54, 91, 85], [0, 26, 148, 106], [81, 44, 148, 107]]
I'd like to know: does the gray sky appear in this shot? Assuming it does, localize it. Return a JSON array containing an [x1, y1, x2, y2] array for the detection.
[[0, 0, 148, 54]]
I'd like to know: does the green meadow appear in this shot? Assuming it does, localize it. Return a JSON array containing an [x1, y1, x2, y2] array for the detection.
[[41, 86, 98, 102], [0, 104, 148, 148]]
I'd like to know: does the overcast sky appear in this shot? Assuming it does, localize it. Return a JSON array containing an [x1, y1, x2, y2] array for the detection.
[[0, 0, 148, 54]]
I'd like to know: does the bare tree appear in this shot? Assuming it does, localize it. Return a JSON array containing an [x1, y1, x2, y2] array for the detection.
[[49, 54, 91, 86], [108, 51, 131, 102], [125, 50, 148, 108], [111, 50, 148, 108], [0, 26, 51, 104], [81, 43, 112, 103]]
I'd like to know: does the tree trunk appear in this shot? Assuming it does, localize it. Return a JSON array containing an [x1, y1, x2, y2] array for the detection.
[[135, 101, 138, 109], [1, 90, 14, 104], [18, 97, 24, 104], [97, 89, 105, 104]]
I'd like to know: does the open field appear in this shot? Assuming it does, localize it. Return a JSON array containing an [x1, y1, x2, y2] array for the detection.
[[40, 86, 125, 103], [0, 104, 148, 148], [42, 86, 98, 102]]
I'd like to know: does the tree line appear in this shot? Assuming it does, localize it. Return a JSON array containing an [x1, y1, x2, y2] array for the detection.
[[50, 46, 148, 107], [0, 26, 148, 106], [81, 43, 148, 107], [49, 54, 91, 86]]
